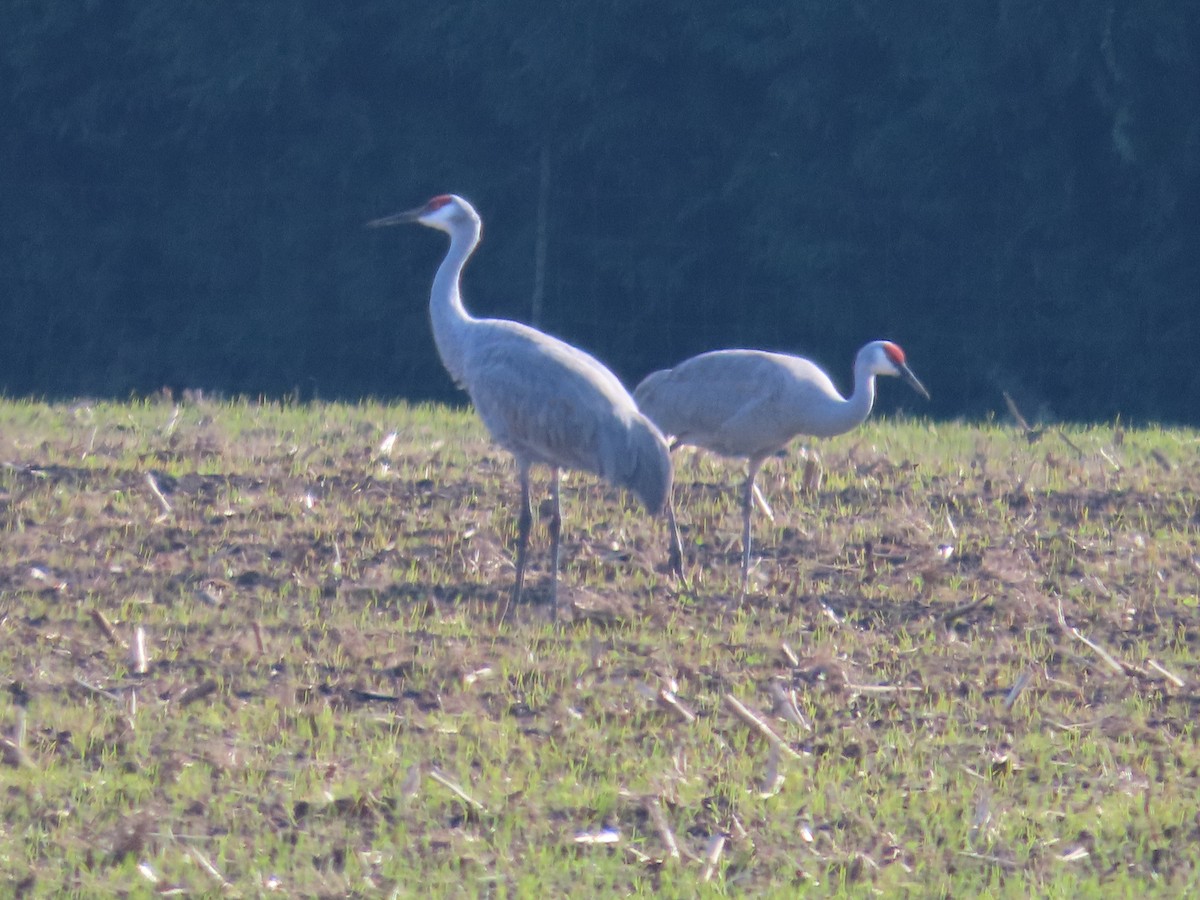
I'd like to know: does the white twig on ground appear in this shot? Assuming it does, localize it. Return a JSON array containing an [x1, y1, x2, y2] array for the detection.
[[1003, 670, 1033, 709], [646, 798, 681, 862], [131, 626, 149, 674], [145, 472, 172, 518], [90, 608, 126, 648], [968, 790, 992, 844], [73, 676, 120, 702], [186, 843, 231, 889], [780, 642, 799, 667], [845, 683, 920, 694], [1096, 446, 1120, 471], [957, 850, 1016, 870], [701, 833, 727, 882], [751, 483, 774, 521], [723, 694, 803, 760], [1055, 600, 1127, 676], [162, 405, 181, 437], [759, 741, 784, 797], [1147, 659, 1186, 688], [428, 767, 488, 814], [656, 688, 696, 724], [378, 431, 398, 458], [767, 680, 811, 730]]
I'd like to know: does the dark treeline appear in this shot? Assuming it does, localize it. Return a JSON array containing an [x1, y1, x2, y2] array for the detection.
[[2, 3, 1197, 424]]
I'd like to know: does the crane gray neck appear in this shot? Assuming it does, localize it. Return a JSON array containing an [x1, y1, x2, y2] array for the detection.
[[843, 354, 879, 430], [846, 370, 877, 428], [807, 357, 878, 438], [428, 221, 481, 385]]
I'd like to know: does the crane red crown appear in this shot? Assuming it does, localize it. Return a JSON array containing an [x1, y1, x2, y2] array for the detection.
[[427, 195, 453, 210], [882, 342, 906, 365]]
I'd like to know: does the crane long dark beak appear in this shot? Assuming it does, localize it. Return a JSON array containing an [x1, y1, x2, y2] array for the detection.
[[365, 205, 424, 228], [900, 364, 931, 400]]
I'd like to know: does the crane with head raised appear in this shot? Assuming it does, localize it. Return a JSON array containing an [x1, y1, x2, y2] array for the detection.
[[369, 194, 671, 617], [634, 341, 929, 591]]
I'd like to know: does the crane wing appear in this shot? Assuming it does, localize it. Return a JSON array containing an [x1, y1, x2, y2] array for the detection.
[[636, 350, 838, 458], [462, 322, 670, 511]]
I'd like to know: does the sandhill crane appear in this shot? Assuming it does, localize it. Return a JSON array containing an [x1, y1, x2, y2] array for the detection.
[[369, 194, 671, 616], [634, 341, 929, 591]]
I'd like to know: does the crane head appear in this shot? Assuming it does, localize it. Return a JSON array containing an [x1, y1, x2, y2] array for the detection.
[[366, 194, 479, 234], [862, 341, 931, 400]]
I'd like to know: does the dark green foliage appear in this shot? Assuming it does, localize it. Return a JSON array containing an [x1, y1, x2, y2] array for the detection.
[[1, 2, 1196, 422]]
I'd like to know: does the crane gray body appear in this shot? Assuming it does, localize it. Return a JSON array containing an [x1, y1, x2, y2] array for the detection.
[[461, 318, 671, 512], [635, 349, 876, 457]]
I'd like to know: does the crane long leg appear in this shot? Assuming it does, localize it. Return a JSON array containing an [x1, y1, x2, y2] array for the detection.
[[665, 442, 684, 577], [548, 467, 562, 618], [508, 462, 534, 618], [666, 486, 684, 578], [739, 457, 766, 596]]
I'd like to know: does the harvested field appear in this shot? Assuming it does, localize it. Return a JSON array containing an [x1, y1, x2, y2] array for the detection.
[[1, 398, 1199, 896]]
